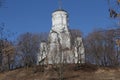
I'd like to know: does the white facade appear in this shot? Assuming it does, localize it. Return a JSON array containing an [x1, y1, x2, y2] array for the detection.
[[50, 10, 71, 49], [37, 41, 47, 65], [47, 10, 72, 64], [38, 9, 85, 64], [52, 10, 69, 32], [74, 37, 85, 63]]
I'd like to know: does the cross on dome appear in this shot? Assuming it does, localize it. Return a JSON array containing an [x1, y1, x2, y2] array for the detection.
[[58, 0, 62, 10]]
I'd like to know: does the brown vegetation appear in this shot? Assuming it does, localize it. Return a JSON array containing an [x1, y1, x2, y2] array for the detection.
[[0, 64, 120, 80]]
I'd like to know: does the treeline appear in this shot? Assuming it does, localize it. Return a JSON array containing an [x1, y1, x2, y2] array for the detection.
[[0, 24, 48, 71], [85, 28, 120, 66], [0, 24, 120, 72]]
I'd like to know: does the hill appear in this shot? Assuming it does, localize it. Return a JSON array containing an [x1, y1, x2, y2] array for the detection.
[[0, 64, 120, 80]]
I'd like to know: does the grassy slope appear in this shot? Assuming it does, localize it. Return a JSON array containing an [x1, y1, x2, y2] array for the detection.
[[0, 64, 120, 80]]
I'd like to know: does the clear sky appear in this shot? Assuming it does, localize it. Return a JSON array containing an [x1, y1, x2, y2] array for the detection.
[[0, 0, 114, 36]]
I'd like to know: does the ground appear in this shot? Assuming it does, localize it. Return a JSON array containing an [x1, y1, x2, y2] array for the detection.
[[0, 64, 120, 80]]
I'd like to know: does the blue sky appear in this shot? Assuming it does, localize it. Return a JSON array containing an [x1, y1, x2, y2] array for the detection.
[[0, 0, 114, 36]]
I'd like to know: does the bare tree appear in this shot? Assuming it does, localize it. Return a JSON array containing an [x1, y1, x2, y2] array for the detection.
[[0, 23, 15, 71], [108, 0, 120, 18], [55, 36, 64, 80], [85, 29, 120, 66], [2, 40, 15, 70], [49, 31, 64, 80], [74, 37, 85, 65], [70, 29, 85, 65], [70, 29, 82, 45], [16, 32, 48, 68], [17, 32, 40, 67]]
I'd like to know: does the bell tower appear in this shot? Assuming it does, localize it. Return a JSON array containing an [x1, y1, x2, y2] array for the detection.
[[51, 0, 69, 32], [52, 10, 69, 32], [47, 0, 71, 64]]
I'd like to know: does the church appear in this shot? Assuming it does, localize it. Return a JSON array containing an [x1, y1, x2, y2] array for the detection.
[[37, 2, 85, 65]]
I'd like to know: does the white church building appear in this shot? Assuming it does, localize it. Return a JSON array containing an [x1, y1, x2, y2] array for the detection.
[[37, 6, 85, 65]]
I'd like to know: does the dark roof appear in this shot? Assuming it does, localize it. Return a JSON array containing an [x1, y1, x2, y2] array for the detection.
[[53, 9, 68, 13]]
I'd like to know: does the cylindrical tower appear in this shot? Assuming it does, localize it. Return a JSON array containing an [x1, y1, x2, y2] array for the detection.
[[51, 9, 69, 32], [48, 9, 71, 64]]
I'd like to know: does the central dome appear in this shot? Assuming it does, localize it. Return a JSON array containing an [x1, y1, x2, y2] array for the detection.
[[53, 9, 68, 13]]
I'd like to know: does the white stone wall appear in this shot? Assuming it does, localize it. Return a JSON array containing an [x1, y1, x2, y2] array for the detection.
[[52, 11, 68, 32], [74, 37, 85, 64], [38, 10, 85, 65], [51, 10, 71, 49], [37, 42, 47, 65], [47, 10, 72, 64]]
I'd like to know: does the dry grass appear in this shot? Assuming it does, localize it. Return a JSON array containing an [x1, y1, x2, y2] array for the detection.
[[0, 64, 120, 80]]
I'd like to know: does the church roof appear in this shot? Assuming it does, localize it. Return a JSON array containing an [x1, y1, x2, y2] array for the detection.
[[53, 9, 68, 13]]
